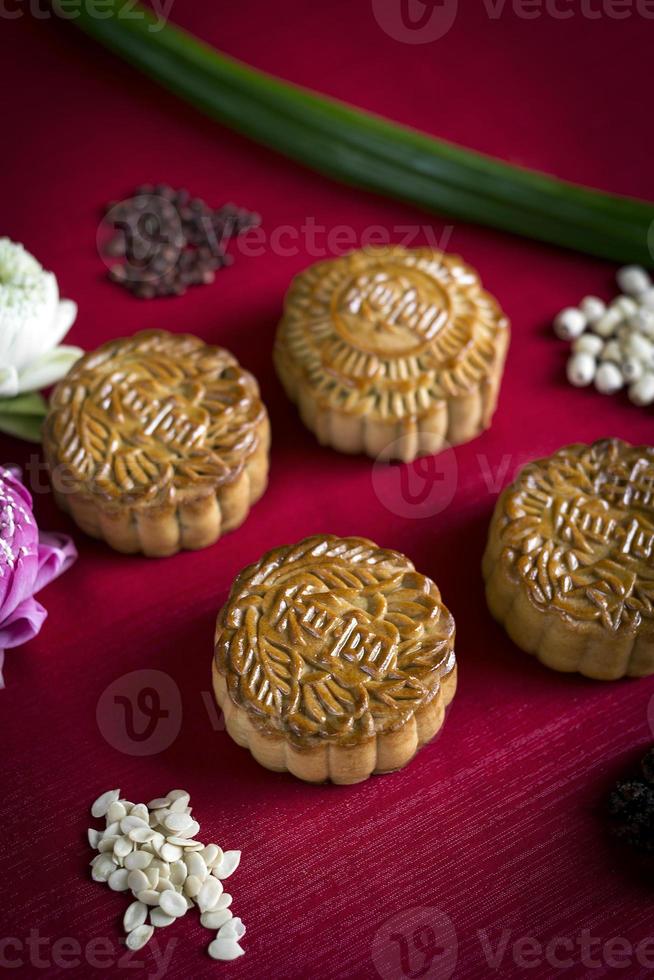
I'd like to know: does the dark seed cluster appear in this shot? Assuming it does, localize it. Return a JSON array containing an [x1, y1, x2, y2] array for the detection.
[[608, 747, 654, 853], [103, 184, 260, 298]]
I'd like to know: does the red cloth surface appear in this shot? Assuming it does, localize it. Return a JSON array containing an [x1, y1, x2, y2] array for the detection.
[[1, 3, 654, 978]]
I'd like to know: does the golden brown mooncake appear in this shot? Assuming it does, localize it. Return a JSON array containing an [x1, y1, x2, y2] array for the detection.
[[274, 246, 509, 462], [483, 439, 654, 680], [213, 534, 457, 784], [43, 330, 270, 557]]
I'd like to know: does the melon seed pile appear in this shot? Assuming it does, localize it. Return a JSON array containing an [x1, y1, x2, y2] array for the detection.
[[554, 265, 654, 406], [88, 788, 245, 962]]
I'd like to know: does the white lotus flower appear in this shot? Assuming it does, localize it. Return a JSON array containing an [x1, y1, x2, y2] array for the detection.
[[0, 238, 82, 398]]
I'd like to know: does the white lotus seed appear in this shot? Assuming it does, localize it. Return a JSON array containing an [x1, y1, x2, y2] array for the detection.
[[611, 295, 639, 319], [592, 307, 622, 338], [594, 361, 624, 394], [572, 333, 603, 357], [553, 307, 586, 340], [600, 339, 622, 363], [579, 295, 606, 323], [616, 265, 651, 296], [567, 352, 596, 387], [629, 373, 654, 406], [622, 356, 644, 384], [630, 308, 654, 338], [626, 332, 653, 360]]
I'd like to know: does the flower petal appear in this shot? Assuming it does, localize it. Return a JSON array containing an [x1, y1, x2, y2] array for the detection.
[[16, 345, 83, 394], [0, 595, 47, 652], [0, 366, 19, 398], [49, 298, 78, 348], [35, 531, 77, 593]]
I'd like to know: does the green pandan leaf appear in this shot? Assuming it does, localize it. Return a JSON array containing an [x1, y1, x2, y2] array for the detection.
[[58, 0, 654, 265]]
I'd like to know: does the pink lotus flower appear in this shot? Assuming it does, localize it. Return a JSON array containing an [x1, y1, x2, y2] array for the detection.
[[0, 466, 76, 687]]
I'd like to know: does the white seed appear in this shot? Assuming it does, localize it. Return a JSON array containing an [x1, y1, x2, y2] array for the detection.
[[150, 908, 175, 928], [622, 356, 644, 383], [166, 836, 202, 848], [169, 861, 187, 888], [579, 295, 606, 323], [124, 851, 153, 871], [214, 851, 241, 880], [145, 867, 160, 889], [125, 925, 154, 952], [167, 789, 190, 803], [198, 876, 223, 913], [106, 801, 127, 824], [208, 939, 245, 961], [108, 868, 130, 892], [183, 875, 202, 898], [640, 287, 654, 310], [127, 869, 150, 894], [617, 264, 651, 296], [114, 836, 133, 860], [169, 797, 191, 814], [123, 901, 147, 933], [136, 889, 161, 906], [156, 878, 174, 893], [611, 295, 638, 318], [175, 820, 200, 839], [594, 361, 624, 394], [129, 803, 149, 822], [87, 829, 101, 849], [159, 890, 188, 918], [629, 373, 654, 406], [184, 852, 208, 880], [219, 917, 245, 941], [129, 827, 157, 844], [160, 843, 183, 863], [553, 307, 586, 340], [567, 352, 596, 387], [91, 789, 120, 819], [162, 811, 192, 834], [201, 908, 232, 930], [151, 859, 170, 878], [572, 333, 603, 357], [626, 332, 653, 360], [631, 309, 654, 339], [213, 893, 233, 911], [91, 855, 117, 882], [592, 307, 622, 337], [98, 837, 119, 854], [600, 339, 622, 363], [147, 797, 171, 810], [121, 815, 150, 834], [103, 822, 121, 838]]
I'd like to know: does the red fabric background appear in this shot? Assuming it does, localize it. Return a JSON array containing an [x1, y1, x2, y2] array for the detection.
[[1, 3, 653, 978]]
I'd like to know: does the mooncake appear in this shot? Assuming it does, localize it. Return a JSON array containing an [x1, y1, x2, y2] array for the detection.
[[274, 246, 509, 462], [213, 534, 457, 784], [43, 330, 270, 557], [483, 439, 654, 680]]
